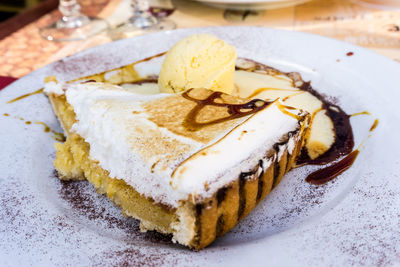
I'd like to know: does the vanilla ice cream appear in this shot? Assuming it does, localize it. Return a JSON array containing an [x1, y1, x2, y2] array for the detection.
[[158, 34, 237, 95]]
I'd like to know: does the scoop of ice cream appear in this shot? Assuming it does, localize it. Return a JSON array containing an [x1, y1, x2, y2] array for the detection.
[[158, 34, 237, 95]]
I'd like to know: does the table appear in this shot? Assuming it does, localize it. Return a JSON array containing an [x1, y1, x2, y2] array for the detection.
[[0, 0, 399, 78]]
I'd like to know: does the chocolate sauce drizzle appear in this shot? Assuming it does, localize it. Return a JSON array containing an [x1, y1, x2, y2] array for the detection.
[[296, 82, 355, 166], [182, 89, 271, 131], [236, 60, 357, 185], [292, 82, 356, 184], [306, 150, 359, 185]]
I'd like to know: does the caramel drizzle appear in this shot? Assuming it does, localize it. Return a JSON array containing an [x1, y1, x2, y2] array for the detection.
[[6, 52, 167, 104], [182, 89, 271, 131], [276, 101, 306, 121], [247, 87, 298, 99], [7, 88, 44, 104], [70, 51, 167, 84], [369, 119, 379, 132], [2, 113, 65, 142], [350, 111, 371, 117], [34, 121, 65, 141], [282, 91, 305, 101]]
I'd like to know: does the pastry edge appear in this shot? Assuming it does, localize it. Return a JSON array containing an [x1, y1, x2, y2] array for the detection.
[[48, 92, 309, 250]]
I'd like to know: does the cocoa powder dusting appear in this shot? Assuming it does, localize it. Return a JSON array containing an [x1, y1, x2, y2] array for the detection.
[[56, 173, 173, 245], [100, 248, 179, 267]]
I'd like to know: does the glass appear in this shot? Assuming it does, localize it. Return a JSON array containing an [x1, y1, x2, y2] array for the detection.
[[39, 0, 109, 42], [108, 0, 176, 40]]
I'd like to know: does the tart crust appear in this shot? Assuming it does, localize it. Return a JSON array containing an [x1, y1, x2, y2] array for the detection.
[[48, 93, 309, 250]]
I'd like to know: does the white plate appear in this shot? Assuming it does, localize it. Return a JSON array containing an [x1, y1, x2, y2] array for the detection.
[[194, 0, 310, 10], [1, 27, 400, 266]]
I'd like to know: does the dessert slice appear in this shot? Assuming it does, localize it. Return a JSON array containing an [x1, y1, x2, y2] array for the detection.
[[45, 81, 309, 249]]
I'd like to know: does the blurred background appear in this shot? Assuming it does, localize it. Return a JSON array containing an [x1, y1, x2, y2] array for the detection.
[[0, 0, 50, 22], [0, 0, 398, 78]]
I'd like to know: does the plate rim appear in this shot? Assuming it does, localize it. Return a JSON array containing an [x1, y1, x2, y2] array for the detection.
[[1, 26, 400, 266]]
